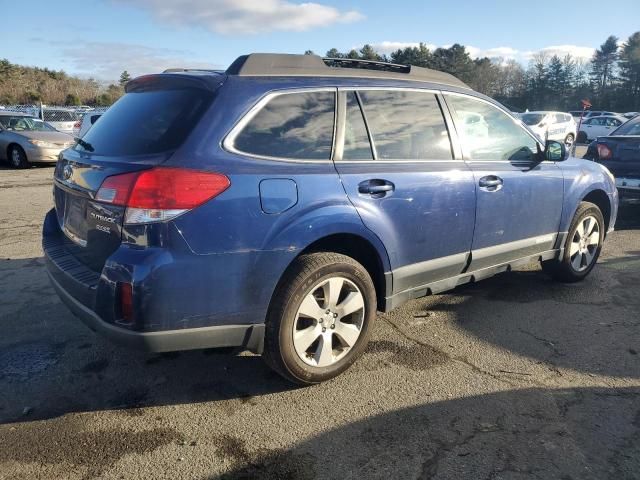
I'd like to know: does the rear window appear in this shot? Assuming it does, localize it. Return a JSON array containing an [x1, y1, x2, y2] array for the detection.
[[232, 91, 335, 160], [76, 89, 212, 156], [613, 116, 640, 135], [521, 113, 545, 126]]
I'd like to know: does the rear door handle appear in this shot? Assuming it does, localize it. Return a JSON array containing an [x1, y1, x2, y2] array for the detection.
[[479, 175, 503, 192], [358, 179, 395, 197]]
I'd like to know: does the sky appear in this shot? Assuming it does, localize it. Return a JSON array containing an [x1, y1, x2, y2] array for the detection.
[[2, 0, 639, 82]]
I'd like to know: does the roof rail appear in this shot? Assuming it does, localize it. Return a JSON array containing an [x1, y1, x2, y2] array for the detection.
[[225, 53, 470, 89], [162, 68, 225, 74], [322, 57, 411, 73]]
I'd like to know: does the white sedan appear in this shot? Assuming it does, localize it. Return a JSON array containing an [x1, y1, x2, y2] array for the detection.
[[577, 115, 627, 142]]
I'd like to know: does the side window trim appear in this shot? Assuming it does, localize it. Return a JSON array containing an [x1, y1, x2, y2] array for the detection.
[[354, 91, 378, 160], [441, 91, 545, 162], [223, 87, 337, 163], [436, 92, 463, 160], [334, 91, 376, 161], [336, 86, 461, 163]]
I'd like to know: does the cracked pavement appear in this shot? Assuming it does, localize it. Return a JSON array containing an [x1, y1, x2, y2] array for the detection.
[[0, 163, 639, 479]]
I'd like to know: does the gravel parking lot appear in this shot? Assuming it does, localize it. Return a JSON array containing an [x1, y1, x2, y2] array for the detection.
[[1, 161, 639, 480]]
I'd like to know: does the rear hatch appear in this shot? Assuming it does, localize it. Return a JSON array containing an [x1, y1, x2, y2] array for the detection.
[[52, 75, 219, 272]]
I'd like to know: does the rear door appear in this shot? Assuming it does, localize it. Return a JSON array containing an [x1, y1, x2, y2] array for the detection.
[[333, 88, 476, 294], [443, 93, 564, 271]]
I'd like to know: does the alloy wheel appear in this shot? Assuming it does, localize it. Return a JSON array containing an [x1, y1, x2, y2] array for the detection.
[[569, 215, 600, 272], [293, 276, 365, 367], [11, 149, 21, 167]]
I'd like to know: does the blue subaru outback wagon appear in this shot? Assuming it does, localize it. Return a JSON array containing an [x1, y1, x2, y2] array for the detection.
[[44, 53, 618, 384]]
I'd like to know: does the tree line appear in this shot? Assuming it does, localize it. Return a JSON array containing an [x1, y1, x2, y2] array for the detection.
[[1, 32, 638, 111], [0, 60, 132, 106], [313, 31, 640, 112]]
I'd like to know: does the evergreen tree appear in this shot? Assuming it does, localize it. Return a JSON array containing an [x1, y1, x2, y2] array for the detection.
[[118, 70, 131, 86], [590, 35, 619, 107], [618, 32, 640, 110]]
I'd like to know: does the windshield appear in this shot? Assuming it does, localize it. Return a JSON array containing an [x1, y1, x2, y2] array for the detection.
[[76, 88, 213, 157], [612, 116, 640, 135], [521, 113, 546, 125], [0, 116, 57, 132]]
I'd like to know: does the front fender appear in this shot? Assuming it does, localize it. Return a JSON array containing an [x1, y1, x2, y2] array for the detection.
[[558, 158, 618, 232]]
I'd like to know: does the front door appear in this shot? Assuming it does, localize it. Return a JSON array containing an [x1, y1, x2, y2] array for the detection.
[[443, 93, 564, 271], [333, 89, 476, 296]]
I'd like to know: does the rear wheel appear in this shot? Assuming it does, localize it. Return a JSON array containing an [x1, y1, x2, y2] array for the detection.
[[8, 145, 29, 169], [263, 252, 376, 385], [542, 202, 604, 282]]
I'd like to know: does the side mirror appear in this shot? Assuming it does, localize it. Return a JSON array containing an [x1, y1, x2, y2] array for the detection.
[[545, 140, 566, 161]]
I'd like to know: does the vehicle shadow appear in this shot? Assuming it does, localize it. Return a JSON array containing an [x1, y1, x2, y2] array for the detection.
[[409, 205, 640, 379], [0, 257, 295, 424], [213, 386, 640, 479]]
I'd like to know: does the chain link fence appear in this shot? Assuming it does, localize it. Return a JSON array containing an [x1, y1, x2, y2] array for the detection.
[[0, 104, 109, 121]]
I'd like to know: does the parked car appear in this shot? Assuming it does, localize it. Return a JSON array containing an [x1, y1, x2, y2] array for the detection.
[[43, 53, 618, 384], [577, 115, 627, 142], [520, 111, 577, 148], [623, 112, 639, 119], [43, 108, 81, 134], [0, 111, 75, 168], [76, 112, 102, 138], [584, 115, 640, 202]]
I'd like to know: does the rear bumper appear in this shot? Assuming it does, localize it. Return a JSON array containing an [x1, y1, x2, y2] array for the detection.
[[43, 208, 266, 353], [48, 270, 264, 353]]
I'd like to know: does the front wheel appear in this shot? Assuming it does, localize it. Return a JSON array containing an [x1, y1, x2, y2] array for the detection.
[[542, 201, 604, 282], [564, 133, 575, 149], [263, 252, 377, 385], [8, 145, 29, 169]]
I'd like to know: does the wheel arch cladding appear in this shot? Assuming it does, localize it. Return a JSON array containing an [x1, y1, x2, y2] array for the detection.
[[582, 189, 611, 232], [271, 232, 390, 313]]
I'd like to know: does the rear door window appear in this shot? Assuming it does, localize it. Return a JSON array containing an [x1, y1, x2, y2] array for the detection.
[[76, 88, 213, 157], [356, 90, 453, 160], [233, 91, 335, 160]]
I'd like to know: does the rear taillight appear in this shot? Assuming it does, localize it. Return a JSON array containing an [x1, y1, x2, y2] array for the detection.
[[96, 167, 230, 224], [597, 143, 613, 160]]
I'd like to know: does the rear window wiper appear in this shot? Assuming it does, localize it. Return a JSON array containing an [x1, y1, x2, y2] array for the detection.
[[76, 138, 94, 152]]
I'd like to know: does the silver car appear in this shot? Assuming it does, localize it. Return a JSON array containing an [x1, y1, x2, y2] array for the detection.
[[0, 112, 75, 168]]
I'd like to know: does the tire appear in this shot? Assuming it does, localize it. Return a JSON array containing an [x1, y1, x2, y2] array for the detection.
[[263, 252, 377, 385], [8, 145, 29, 169], [542, 201, 605, 282], [564, 133, 575, 149], [577, 131, 588, 144]]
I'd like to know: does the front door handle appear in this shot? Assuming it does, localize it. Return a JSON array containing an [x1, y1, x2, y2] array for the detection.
[[479, 175, 503, 192], [358, 179, 395, 197]]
